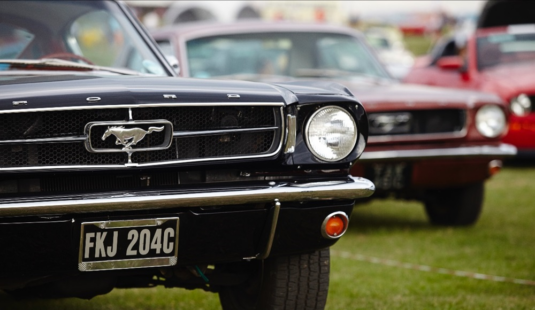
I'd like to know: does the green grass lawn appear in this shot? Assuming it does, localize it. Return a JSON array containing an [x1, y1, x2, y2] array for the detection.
[[2, 167, 535, 309], [403, 35, 434, 56]]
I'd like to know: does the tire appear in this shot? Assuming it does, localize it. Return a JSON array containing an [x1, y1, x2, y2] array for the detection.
[[219, 248, 330, 310], [424, 182, 484, 226]]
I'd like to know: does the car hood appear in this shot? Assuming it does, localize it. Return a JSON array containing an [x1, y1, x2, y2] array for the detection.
[[481, 63, 535, 98], [336, 80, 503, 112], [0, 74, 313, 110]]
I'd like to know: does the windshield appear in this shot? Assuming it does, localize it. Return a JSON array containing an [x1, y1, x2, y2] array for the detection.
[[477, 29, 535, 70], [0, 0, 168, 75], [185, 32, 391, 80]]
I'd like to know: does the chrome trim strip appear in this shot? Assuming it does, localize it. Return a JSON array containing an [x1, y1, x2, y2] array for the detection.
[[173, 127, 278, 138], [284, 114, 296, 154], [0, 136, 86, 145], [259, 199, 280, 260], [0, 176, 375, 216], [359, 143, 517, 161], [90, 217, 176, 229], [368, 129, 467, 143], [0, 129, 277, 146], [0, 164, 127, 171], [0, 102, 285, 114], [79, 257, 178, 272]]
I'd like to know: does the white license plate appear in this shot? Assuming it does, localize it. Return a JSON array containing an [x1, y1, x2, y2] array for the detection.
[[367, 163, 411, 190], [78, 217, 179, 272]]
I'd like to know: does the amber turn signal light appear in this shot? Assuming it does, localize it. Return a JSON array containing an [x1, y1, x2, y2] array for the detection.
[[321, 212, 349, 239], [489, 160, 502, 176]]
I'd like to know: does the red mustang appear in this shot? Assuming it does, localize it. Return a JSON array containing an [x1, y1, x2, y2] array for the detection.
[[404, 1, 535, 157], [151, 22, 516, 226]]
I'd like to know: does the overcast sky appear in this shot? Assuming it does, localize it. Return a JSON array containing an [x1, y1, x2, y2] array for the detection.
[[130, 1, 487, 16], [339, 1, 485, 17]]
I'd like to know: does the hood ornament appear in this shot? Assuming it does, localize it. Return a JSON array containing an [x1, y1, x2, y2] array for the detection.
[[85, 120, 173, 164], [102, 126, 164, 150]]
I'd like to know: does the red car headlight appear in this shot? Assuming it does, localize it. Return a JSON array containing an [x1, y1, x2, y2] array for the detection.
[[510, 94, 532, 116], [475, 105, 506, 138]]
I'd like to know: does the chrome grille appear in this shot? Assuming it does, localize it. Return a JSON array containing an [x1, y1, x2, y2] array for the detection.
[[368, 109, 466, 142], [0, 105, 283, 169]]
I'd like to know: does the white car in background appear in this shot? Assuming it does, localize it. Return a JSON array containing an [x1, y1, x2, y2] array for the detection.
[[364, 27, 414, 80]]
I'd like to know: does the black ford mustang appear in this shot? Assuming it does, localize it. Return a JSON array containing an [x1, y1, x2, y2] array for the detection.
[[0, 1, 373, 309]]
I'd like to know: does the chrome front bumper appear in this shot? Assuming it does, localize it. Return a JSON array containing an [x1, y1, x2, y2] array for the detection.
[[0, 176, 375, 217], [359, 143, 517, 161]]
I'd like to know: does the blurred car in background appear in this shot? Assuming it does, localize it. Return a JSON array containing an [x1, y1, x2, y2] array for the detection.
[[152, 21, 516, 226], [404, 0, 535, 158], [364, 27, 414, 80]]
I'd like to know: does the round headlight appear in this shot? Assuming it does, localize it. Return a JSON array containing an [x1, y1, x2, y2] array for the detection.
[[510, 94, 531, 116], [475, 105, 506, 138], [305, 106, 357, 162]]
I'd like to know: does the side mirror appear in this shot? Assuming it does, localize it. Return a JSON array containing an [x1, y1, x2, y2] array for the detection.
[[165, 56, 180, 75], [436, 56, 464, 70]]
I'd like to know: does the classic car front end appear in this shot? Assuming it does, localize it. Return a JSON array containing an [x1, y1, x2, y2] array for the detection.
[[349, 84, 514, 225], [403, 0, 535, 158], [0, 2, 373, 309], [151, 21, 516, 226]]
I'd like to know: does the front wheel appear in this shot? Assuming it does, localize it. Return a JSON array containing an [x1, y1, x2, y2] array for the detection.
[[219, 248, 330, 310], [424, 182, 484, 226]]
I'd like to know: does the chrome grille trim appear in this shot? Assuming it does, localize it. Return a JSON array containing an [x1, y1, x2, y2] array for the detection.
[[0, 128, 280, 145], [173, 126, 278, 138], [0, 136, 86, 145], [0, 142, 284, 171], [368, 129, 467, 143], [0, 106, 285, 171]]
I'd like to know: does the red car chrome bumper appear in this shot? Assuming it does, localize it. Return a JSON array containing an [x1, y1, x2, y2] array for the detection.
[[352, 143, 515, 189], [358, 143, 516, 161]]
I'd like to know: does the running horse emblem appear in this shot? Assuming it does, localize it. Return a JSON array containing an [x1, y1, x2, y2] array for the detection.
[[102, 126, 164, 150]]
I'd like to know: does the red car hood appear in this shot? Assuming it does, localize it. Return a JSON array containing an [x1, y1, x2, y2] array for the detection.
[[338, 81, 503, 112], [481, 62, 535, 98]]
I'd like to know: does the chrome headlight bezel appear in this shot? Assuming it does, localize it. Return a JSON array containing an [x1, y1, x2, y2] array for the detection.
[[475, 105, 506, 138], [510, 93, 531, 116], [305, 106, 358, 162]]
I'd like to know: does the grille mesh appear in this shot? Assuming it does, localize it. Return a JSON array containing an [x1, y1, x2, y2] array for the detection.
[[0, 106, 281, 168], [368, 109, 465, 136], [132, 106, 275, 130], [0, 109, 126, 140]]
